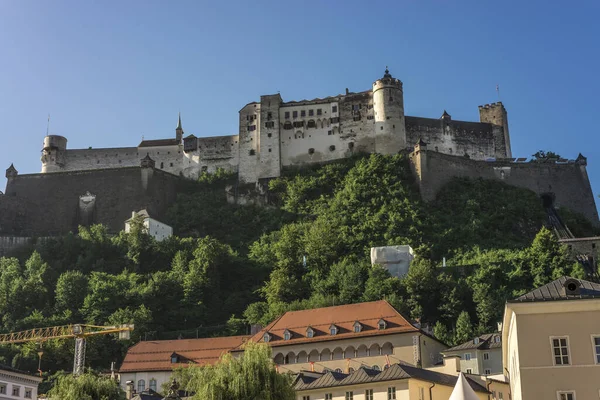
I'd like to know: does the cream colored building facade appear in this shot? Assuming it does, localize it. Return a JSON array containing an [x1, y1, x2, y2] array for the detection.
[[503, 277, 600, 400], [235, 301, 448, 374], [442, 333, 503, 376]]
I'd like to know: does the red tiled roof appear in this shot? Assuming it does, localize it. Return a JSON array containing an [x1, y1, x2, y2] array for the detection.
[[237, 300, 418, 350], [119, 335, 250, 373]]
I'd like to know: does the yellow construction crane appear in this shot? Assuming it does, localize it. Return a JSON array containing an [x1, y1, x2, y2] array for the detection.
[[0, 324, 134, 375]]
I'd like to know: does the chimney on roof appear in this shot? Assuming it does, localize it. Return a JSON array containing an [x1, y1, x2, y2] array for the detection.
[[345, 88, 349, 95]]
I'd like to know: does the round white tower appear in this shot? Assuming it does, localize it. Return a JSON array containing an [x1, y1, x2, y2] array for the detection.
[[41, 135, 68, 173], [372, 68, 406, 154]]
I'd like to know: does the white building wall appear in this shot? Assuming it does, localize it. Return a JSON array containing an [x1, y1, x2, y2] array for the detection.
[[0, 370, 41, 400], [146, 218, 172, 241]]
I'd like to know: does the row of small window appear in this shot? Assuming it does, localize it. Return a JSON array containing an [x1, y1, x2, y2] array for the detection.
[[266, 321, 386, 342], [490, 391, 505, 400], [551, 336, 600, 365], [0, 383, 33, 398], [463, 351, 491, 361], [285, 107, 335, 119], [303, 387, 396, 400], [137, 379, 157, 392]]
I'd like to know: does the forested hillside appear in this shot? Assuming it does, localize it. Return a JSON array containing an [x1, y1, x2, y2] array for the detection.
[[0, 153, 595, 375]]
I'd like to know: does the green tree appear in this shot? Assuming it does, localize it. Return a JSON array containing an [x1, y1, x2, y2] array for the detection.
[[433, 321, 452, 345], [454, 311, 474, 346], [55, 271, 89, 316], [173, 342, 295, 400], [46, 372, 125, 400], [531, 150, 561, 160]]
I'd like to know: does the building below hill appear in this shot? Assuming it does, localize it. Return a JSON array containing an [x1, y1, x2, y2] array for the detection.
[[0, 364, 43, 399], [442, 333, 503, 376], [119, 335, 249, 396], [125, 209, 173, 242], [502, 276, 600, 400], [293, 363, 490, 400], [232, 300, 447, 373]]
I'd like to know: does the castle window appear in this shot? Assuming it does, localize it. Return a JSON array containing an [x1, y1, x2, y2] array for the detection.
[[332, 105, 338, 113], [317, 109, 322, 116], [293, 111, 298, 118], [308, 148, 315, 155], [330, 117, 340, 124], [380, 126, 383, 130], [307, 120, 316, 128], [170, 163, 173, 167], [268, 148, 272, 152], [160, 162, 164, 169], [353, 114, 361, 121], [329, 145, 336, 152], [267, 112, 272, 120], [389, 97, 393, 102], [348, 142, 354, 150], [268, 133, 272, 138], [249, 149, 256, 156], [301, 110, 306, 117], [328, 130, 332, 136], [284, 121, 293, 130], [293, 121, 305, 128], [285, 112, 290, 119], [265, 121, 275, 129], [309, 109, 314, 116], [367, 115, 374, 120], [248, 125, 256, 131]]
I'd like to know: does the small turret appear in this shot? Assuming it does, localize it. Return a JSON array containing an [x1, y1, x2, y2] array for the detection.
[[140, 153, 155, 169], [41, 134, 68, 173], [176, 113, 184, 142], [5, 164, 18, 179], [440, 110, 451, 122]]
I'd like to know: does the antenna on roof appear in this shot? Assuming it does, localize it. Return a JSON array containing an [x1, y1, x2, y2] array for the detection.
[[46, 114, 50, 136], [496, 84, 500, 100]]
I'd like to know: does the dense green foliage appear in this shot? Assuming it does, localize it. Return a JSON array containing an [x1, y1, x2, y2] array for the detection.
[[0, 153, 592, 382], [172, 342, 295, 400], [46, 372, 125, 400]]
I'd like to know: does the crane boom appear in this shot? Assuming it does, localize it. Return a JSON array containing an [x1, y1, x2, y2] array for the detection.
[[0, 324, 134, 375], [0, 324, 134, 344]]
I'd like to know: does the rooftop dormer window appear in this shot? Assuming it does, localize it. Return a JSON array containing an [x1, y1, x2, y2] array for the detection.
[[170, 352, 179, 364], [474, 337, 480, 345], [378, 319, 387, 330], [283, 330, 291, 341], [306, 327, 314, 338], [353, 322, 362, 333], [494, 336, 501, 343], [263, 333, 271, 343], [329, 324, 338, 336]]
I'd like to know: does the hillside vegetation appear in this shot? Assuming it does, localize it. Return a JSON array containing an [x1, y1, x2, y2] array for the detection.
[[0, 153, 592, 375]]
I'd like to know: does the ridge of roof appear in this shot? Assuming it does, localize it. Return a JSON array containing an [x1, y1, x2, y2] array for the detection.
[[509, 276, 600, 303], [443, 333, 501, 352]]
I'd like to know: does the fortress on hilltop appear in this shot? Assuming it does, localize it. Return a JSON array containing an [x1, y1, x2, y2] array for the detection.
[[0, 69, 598, 249], [36, 68, 512, 183]]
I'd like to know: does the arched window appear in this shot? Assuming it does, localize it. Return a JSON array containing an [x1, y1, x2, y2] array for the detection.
[[371, 365, 381, 371], [284, 330, 291, 340], [137, 380, 146, 393], [335, 368, 342, 373], [149, 379, 157, 391], [263, 333, 271, 342]]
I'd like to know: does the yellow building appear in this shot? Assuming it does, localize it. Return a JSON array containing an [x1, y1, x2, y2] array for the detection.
[[234, 300, 448, 373], [293, 363, 490, 400], [502, 276, 600, 400]]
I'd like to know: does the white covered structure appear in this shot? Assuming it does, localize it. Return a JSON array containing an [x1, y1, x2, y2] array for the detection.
[[0, 365, 42, 400], [449, 372, 480, 400], [370, 245, 414, 277], [125, 209, 173, 242]]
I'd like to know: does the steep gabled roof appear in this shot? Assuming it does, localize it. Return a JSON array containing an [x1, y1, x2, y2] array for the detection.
[[443, 333, 502, 352], [509, 276, 600, 303], [119, 335, 249, 373], [294, 364, 488, 393], [238, 300, 420, 349]]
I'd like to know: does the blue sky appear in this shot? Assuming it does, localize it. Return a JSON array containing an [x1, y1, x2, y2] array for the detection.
[[1, 0, 599, 204]]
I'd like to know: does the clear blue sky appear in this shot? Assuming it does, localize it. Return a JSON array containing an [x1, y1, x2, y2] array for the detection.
[[1, 0, 600, 204]]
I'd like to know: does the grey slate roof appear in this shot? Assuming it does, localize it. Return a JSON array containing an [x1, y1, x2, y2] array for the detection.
[[443, 333, 502, 352], [293, 364, 488, 393], [138, 138, 180, 147], [510, 276, 600, 303]]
